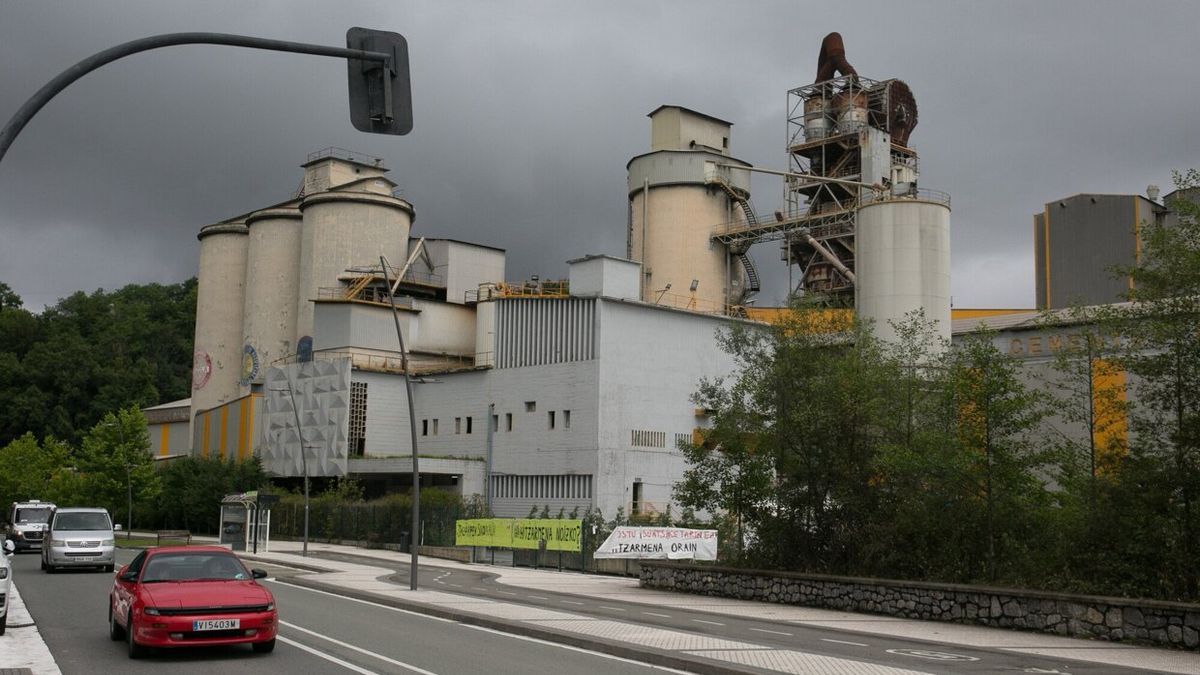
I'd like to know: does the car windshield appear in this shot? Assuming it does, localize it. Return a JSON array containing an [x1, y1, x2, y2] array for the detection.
[[16, 508, 52, 524], [52, 512, 111, 531], [141, 553, 249, 582]]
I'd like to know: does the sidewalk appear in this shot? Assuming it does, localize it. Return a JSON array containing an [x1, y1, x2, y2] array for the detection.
[[243, 539, 1200, 675], [0, 580, 62, 675]]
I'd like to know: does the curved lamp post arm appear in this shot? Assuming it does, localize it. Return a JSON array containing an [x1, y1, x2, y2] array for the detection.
[[0, 32, 392, 164]]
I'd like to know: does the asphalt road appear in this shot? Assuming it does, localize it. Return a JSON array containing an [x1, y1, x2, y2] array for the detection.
[[10, 549, 692, 674], [308, 550, 1176, 675]]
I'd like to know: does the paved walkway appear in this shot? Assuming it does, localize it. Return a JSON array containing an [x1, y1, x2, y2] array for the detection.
[[0, 579, 62, 674], [241, 539, 1200, 675]]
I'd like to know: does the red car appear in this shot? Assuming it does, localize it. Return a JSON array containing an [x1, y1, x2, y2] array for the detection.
[[108, 546, 277, 658]]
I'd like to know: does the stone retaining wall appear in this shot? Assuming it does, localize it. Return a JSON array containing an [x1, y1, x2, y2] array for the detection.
[[640, 562, 1200, 651]]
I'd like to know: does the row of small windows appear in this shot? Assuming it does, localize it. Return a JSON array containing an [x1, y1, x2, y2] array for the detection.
[[422, 404, 572, 436], [631, 429, 667, 448], [492, 474, 592, 500]]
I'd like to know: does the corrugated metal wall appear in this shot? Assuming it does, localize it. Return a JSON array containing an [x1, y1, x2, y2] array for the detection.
[[495, 298, 596, 369]]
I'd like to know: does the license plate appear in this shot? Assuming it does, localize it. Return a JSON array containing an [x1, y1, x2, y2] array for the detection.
[[75, 557, 95, 562], [193, 619, 240, 631]]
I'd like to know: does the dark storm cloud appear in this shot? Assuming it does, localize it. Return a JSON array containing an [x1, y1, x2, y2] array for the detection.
[[2, 1, 1198, 311]]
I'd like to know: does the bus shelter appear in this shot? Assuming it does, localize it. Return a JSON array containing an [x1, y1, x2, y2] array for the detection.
[[219, 491, 279, 553]]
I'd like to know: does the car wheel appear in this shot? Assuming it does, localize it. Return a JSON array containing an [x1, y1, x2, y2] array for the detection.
[[108, 604, 124, 641], [104, 564, 114, 573], [126, 612, 144, 659], [252, 638, 275, 654], [1, 612, 7, 636], [39, 556, 46, 571]]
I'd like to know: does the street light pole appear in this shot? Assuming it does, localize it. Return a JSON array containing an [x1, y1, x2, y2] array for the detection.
[[105, 419, 133, 539], [379, 256, 420, 591]]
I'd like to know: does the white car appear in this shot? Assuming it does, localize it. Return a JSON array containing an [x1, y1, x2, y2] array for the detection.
[[1, 539, 14, 635]]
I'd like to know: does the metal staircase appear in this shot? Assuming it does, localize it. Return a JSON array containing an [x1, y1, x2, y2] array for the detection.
[[709, 176, 762, 294]]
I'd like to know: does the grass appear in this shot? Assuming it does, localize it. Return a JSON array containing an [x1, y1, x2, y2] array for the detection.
[[115, 537, 199, 549]]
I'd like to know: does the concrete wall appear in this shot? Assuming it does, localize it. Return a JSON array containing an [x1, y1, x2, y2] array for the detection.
[[260, 359, 352, 477], [568, 255, 640, 301], [423, 239, 507, 305], [630, 184, 735, 310], [650, 106, 732, 154], [1035, 194, 1146, 309], [594, 301, 740, 518], [641, 563, 1200, 650], [313, 299, 476, 358]]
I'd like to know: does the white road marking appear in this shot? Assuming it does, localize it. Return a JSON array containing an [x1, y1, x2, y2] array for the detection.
[[821, 638, 869, 646], [267, 579, 456, 623], [599, 606, 627, 612], [496, 590, 517, 595], [463, 624, 697, 674], [528, 595, 548, 600], [692, 619, 725, 626], [449, 584, 462, 588], [563, 600, 585, 605], [750, 628, 793, 636], [472, 587, 487, 591], [642, 612, 671, 618], [282, 620, 443, 674], [278, 635, 380, 674]]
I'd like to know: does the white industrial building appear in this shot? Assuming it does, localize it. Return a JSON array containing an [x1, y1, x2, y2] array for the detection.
[[161, 45, 966, 519]]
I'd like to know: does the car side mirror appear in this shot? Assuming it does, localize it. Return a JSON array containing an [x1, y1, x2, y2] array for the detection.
[[119, 570, 138, 583], [251, 568, 268, 579], [3, 539, 13, 556]]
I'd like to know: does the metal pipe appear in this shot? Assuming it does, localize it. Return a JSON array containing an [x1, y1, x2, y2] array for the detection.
[[710, 162, 877, 191], [640, 177, 649, 300], [380, 255, 421, 591], [803, 233, 856, 283], [0, 32, 391, 165], [485, 402, 495, 514]]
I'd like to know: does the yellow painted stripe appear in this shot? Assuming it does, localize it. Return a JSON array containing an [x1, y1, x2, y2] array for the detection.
[[237, 398, 248, 460], [1092, 359, 1128, 474], [247, 394, 257, 460], [201, 412, 211, 459], [219, 406, 229, 461], [159, 424, 170, 457], [1043, 207, 1052, 309]]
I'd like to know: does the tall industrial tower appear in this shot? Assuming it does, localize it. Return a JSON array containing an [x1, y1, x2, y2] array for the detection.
[[711, 33, 951, 343]]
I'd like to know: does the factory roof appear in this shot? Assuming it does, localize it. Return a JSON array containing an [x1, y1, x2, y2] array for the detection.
[[647, 105, 733, 127]]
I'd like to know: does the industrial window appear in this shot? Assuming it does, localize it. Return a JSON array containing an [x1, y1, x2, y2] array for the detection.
[[506, 413, 513, 431], [466, 416, 473, 434], [492, 414, 499, 432], [548, 410, 556, 430], [563, 410, 571, 429], [674, 432, 691, 449], [632, 481, 644, 515], [525, 401, 536, 412], [422, 419, 428, 436], [631, 429, 667, 448], [455, 417, 462, 434], [348, 382, 367, 457], [432, 419, 439, 436]]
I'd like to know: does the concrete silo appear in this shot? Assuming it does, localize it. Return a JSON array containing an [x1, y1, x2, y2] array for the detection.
[[627, 106, 757, 313], [242, 205, 302, 383], [192, 221, 249, 416], [294, 152, 416, 344], [856, 198, 951, 345]]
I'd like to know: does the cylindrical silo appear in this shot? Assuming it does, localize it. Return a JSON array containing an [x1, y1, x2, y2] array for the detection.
[[855, 198, 951, 347], [242, 206, 302, 383], [629, 184, 739, 311], [295, 188, 415, 343], [192, 221, 250, 420]]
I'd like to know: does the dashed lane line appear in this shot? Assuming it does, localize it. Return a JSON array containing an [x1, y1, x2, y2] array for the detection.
[[562, 600, 585, 605], [693, 619, 726, 626], [750, 628, 793, 636], [529, 595, 548, 600], [642, 612, 672, 618], [266, 579, 456, 623], [823, 638, 870, 647], [600, 606, 627, 612]]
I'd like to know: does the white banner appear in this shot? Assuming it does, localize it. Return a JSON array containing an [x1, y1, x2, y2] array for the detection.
[[593, 526, 718, 560]]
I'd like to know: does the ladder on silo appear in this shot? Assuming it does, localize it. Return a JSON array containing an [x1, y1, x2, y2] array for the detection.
[[708, 176, 762, 294]]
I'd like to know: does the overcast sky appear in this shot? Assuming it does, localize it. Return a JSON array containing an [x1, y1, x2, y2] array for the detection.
[[3, 1, 1198, 312]]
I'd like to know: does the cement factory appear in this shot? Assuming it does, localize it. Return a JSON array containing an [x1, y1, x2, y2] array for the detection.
[[139, 33, 1184, 519]]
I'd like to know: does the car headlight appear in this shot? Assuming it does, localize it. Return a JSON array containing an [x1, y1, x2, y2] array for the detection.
[[267, 602, 275, 611], [101, 539, 114, 546], [0, 567, 9, 580], [144, 607, 160, 616]]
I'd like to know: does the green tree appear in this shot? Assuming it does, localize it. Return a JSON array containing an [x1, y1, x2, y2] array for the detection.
[[76, 407, 160, 530], [0, 433, 71, 504], [1110, 169, 1200, 598]]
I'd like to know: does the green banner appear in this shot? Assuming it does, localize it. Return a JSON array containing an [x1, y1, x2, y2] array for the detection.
[[455, 518, 582, 552], [512, 519, 582, 552], [454, 518, 511, 547]]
